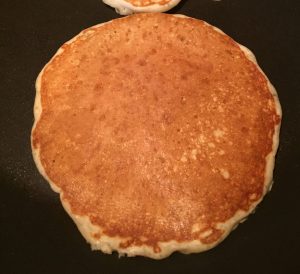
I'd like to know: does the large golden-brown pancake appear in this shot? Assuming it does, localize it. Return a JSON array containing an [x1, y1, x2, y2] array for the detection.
[[103, 0, 181, 15], [31, 13, 282, 259]]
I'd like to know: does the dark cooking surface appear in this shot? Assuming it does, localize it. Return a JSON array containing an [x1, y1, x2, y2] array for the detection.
[[1, 0, 299, 273]]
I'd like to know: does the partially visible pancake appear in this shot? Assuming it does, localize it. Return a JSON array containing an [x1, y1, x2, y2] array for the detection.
[[31, 13, 281, 259], [103, 0, 181, 15]]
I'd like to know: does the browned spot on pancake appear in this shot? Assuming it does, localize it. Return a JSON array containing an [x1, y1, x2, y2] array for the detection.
[[125, 0, 173, 7], [200, 228, 223, 245], [93, 232, 102, 239], [32, 14, 281, 252]]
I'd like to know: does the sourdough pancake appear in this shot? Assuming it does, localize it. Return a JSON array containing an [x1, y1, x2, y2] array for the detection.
[[103, 0, 181, 15], [31, 13, 281, 259]]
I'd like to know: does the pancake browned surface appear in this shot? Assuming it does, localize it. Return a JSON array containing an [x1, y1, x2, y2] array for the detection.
[[103, 0, 181, 15], [125, 0, 175, 6], [31, 13, 281, 259]]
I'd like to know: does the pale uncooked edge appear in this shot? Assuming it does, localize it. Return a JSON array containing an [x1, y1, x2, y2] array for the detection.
[[31, 14, 282, 259], [103, 0, 181, 15]]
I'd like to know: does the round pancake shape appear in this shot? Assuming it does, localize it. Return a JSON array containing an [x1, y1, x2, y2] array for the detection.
[[31, 13, 282, 259], [103, 0, 181, 15]]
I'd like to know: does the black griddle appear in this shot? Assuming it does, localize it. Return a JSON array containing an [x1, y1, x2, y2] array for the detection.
[[1, 0, 300, 273]]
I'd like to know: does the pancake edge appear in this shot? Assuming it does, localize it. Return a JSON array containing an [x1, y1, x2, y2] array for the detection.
[[31, 14, 282, 259], [102, 0, 182, 15]]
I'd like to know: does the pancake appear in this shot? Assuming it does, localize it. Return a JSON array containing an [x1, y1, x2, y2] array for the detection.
[[31, 13, 282, 259], [103, 0, 181, 15]]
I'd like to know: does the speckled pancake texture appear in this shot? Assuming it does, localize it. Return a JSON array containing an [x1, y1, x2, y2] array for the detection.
[[125, 0, 174, 6], [31, 13, 281, 259], [103, 0, 181, 15]]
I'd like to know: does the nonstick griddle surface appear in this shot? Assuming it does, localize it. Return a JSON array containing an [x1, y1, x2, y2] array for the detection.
[[1, 0, 300, 273]]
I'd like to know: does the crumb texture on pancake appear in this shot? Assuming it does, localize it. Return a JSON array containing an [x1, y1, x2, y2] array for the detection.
[[32, 13, 281, 259], [103, 0, 181, 15], [125, 0, 174, 6]]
